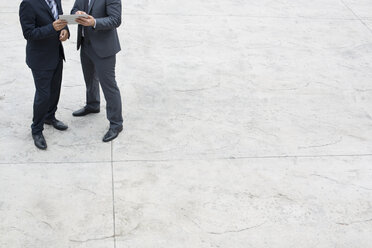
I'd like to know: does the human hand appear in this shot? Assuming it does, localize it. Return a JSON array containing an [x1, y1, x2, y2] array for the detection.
[[75, 15, 95, 27], [60, 29, 69, 41], [75, 10, 87, 15], [53, 19, 68, 31]]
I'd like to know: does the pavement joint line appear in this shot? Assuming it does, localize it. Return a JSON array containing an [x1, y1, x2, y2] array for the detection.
[[1, 153, 372, 165], [121, 13, 363, 21], [340, 0, 372, 35], [110, 141, 117, 248], [0, 11, 369, 21], [111, 154, 372, 163], [0, 161, 112, 165]]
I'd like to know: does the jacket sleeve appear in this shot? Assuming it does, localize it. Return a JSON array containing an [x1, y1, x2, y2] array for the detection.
[[19, 0, 57, 41], [58, 1, 70, 38], [63, 25, 70, 38], [94, 0, 122, 31]]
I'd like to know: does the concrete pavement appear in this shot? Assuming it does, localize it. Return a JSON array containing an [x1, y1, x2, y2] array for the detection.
[[0, 0, 372, 247]]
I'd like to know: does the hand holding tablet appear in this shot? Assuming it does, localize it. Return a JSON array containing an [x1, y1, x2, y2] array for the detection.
[[59, 14, 89, 25]]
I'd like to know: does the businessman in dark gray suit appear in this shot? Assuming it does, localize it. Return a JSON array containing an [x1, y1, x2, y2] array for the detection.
[[71, 0, 123, 142]]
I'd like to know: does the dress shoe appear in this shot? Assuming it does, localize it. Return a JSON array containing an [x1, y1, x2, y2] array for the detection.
[[32, 133, 47, 150], [72, 107, 100, 117], [44, 118, 68, 131], [103, 126, 123, 142]]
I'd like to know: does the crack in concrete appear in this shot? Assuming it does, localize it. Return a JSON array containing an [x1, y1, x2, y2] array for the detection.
[[340, 0, 372, 35], [266, 82, 310, 91], [76, 186, 97, 196], [174, 82, 221, 92], [311, 174, 372, 191], [183, 214, 203, 230], [41, 221, 54, 230], [208, 222, 266, 235], [69, 224, 141, 243], [298, 137, 343, 149], [69, 235, 116, 243], [354, 88, 372, 92], [274, 193, 295, 202], [246, 126, 279, 140], [24, 211, 54, 230], [184, 213, 266, 235], [336, 218, 372, 226]]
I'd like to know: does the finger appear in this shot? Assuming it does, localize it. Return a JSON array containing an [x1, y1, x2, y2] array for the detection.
[[56, 22, 66, 28], [76, 19, 87, 25], [76, 17, 88, 22]]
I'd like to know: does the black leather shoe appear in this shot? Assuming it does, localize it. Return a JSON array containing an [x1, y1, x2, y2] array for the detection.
[[32, 133, 47, 150], [44, 118, 68, 131], [103, 126, 123, 142], [72, 107, 100, 117]]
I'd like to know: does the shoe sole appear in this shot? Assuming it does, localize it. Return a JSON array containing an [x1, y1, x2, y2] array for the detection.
[[35, 144, 47, 150], [103, 128, 123, 142], [33, 141, 47, 150], [54, 126, 68, 131], [72, 111, 100, 117]]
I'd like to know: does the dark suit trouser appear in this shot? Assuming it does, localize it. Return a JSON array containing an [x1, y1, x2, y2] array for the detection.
[[31, 59, 63, 135], [80, 41, 123, 129]]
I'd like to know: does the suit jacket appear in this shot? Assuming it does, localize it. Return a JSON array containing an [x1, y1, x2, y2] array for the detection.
[[19, 0, 68, 70], [71, 0, 122, 58]]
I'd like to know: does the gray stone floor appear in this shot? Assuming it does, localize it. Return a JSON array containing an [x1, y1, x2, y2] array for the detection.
[[1, 0, 372, 247]]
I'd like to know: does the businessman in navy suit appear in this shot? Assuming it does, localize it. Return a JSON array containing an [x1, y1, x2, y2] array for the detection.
[[19, 0, 69, 150]]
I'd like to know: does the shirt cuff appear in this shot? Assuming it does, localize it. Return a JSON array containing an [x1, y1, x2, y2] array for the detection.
[[93, 19, 96, 29]]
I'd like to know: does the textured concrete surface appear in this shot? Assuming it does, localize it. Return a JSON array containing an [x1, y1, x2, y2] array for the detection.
[[1, 0, 372, 247]]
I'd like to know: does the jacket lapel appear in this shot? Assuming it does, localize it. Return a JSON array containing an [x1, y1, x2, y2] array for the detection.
[[88, 0, 96, 14], [39, 0, 55, 20]]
